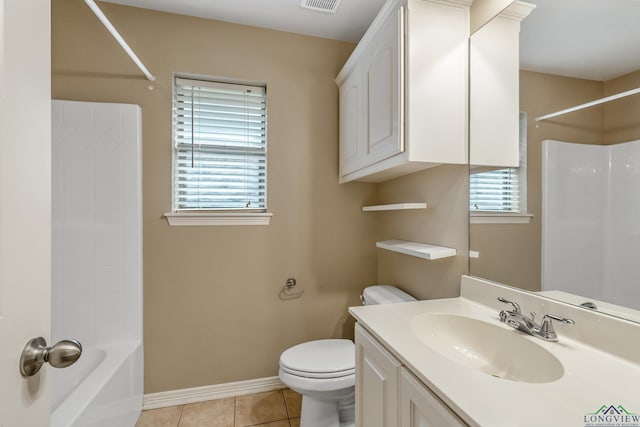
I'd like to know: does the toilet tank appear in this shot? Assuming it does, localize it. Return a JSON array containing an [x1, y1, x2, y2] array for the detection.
[[362, 285, 416, 305]]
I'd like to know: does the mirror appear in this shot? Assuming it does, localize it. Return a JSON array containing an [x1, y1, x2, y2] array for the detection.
[[469, 0, 515, 33], [469, 0, 640, 322]]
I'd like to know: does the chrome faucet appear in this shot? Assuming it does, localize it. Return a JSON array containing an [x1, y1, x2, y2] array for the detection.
[[497, 297, 575, 342]]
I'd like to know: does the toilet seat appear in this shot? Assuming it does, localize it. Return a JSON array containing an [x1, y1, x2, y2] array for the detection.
[[279, 339, 355, 379], [280, 365, 354, 379], [279, 367, 355, 394]]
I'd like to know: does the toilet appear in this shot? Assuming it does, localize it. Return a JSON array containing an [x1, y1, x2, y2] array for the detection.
[[278, 285, 416, 427]]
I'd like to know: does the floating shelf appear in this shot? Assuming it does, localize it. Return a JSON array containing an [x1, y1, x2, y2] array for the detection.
[[362, 203, 427, 212], [376, 240, 456, 260]]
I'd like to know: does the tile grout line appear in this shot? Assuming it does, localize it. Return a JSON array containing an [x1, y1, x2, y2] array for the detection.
[[281, 389, 291, 420], [279, 389, 292, 426], [176, 404, 184, 427], [233, 396, 237, 427]]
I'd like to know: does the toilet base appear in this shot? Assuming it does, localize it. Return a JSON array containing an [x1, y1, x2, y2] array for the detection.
[[299, 392, 355, 427]]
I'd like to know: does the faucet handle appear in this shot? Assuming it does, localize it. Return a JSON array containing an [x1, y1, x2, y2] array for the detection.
[[497, 297, 521, 314], [538, 314, 575, 342], [542, 314, 575, 325]]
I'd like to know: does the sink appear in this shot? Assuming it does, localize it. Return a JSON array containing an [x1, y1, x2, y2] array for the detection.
[[411, 313, 564, 383]]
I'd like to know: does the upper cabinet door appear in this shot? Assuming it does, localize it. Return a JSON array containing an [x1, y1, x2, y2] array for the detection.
[[339, 68, 365, 176], [469, 3, 534, 167], [364, 7, 404, 166]]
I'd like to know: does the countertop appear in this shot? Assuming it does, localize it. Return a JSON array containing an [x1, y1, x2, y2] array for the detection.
[[349, 294, 640, 427]]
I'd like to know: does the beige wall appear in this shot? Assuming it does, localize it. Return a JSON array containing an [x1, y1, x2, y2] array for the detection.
[[52, 0, 379, 393], [377, 165, 469, 300], [470, 70, 604, 291], [605, 69, 640, 144]]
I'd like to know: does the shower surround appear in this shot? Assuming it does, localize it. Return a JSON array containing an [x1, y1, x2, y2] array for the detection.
[[542, 139, 640, 311], [51, 100, 143, 427]]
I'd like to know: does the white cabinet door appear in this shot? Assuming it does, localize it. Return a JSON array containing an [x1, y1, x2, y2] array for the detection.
[[339, 68, 365, 175], [399, 368, 467, 427], [355, 324, 401, 427], [363, 7, 404, 166], [470, 9, 526, 167]]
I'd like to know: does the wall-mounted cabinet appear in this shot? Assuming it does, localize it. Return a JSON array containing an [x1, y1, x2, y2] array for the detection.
[[336, 0, 472, 183], [469, 1, 534, 167]]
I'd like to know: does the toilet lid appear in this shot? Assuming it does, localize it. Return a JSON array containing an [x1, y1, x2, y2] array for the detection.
[[280, 339, 355, 378]]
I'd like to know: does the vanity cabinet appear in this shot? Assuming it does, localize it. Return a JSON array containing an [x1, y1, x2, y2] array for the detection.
[[355, 324, 467, 427], [399, 368, 466, 427], [336, 0, 471, 183]]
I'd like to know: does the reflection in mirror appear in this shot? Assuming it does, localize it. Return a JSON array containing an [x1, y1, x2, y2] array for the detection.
[[469, 0, 515, 34], [469, 0, 640, 322]]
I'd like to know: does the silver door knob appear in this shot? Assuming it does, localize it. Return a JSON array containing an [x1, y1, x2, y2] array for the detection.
[[19, 337, 82, 377]]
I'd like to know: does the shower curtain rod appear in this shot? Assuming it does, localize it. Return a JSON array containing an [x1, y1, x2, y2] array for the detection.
[[84, 0, 156, 81], [535, 86, 640, 122]]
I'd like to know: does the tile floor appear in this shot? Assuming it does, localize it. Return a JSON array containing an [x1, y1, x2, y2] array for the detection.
[[135, 389, 302, 427]]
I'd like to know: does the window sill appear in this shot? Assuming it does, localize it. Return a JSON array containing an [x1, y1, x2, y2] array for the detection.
[[164, 212, 273, 226], [470, 213, 533, 224]]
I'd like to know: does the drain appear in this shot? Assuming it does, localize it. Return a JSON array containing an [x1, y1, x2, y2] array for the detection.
[[491, 374, 501, 378]]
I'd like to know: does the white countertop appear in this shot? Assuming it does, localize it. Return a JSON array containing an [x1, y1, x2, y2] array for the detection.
[[349, 292, 640, 427]]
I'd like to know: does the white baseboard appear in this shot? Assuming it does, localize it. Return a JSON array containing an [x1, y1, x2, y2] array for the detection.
[[143, 376, 286, 410]]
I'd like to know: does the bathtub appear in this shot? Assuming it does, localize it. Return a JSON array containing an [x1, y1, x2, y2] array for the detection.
[[50, 341, 143, 427]]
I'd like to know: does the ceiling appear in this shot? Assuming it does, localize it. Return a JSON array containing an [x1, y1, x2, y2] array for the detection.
[[520, 0, 640, 81], [100, 0, 640, 82], [100, 0, 386, 43]]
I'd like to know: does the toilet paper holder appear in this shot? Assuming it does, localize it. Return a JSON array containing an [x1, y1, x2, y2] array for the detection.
[[280, 277, 304, 300]]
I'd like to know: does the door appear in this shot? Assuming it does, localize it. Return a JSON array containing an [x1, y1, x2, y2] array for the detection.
[[339, 68, 365, 176], [355, 324, 401, 427], [364, 7, 404, 165], [399, 368, 466, 427], [0, 1, 52, 426]]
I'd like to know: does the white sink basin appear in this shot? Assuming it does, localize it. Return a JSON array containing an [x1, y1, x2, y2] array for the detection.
[[411, 313, 564, 383]]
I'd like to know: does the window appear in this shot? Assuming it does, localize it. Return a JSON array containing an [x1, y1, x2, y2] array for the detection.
[[470, 112, 530, 223], [167, 76, 271, 226]]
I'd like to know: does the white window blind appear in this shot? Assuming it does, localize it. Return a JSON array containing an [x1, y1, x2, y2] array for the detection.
[[469, 168, 520, 212], [470, 112, 527, 214], [173, 77, 267, 211]]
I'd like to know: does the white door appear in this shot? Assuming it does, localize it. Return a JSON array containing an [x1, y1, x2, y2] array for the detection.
[[364, 7, 404, 165], [339, 68, 365, 176], [0, 1, 52, 426], [355, 324, 401, 427], [399, 369, 466, 427]]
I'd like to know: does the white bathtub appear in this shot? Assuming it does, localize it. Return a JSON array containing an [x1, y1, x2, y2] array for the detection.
[[50, 341, 143, 427]]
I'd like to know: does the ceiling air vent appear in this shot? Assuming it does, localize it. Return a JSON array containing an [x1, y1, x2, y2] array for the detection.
[[300, 0, 342, 13]]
